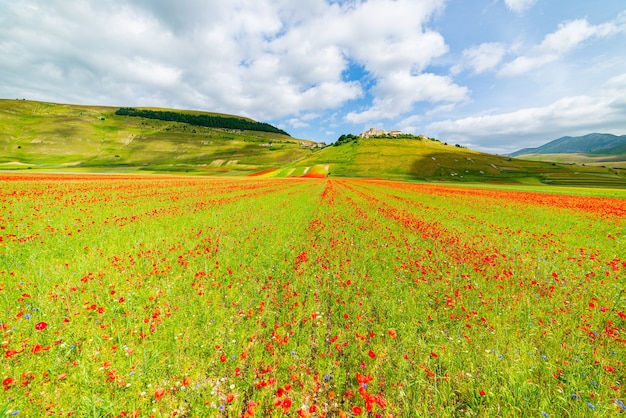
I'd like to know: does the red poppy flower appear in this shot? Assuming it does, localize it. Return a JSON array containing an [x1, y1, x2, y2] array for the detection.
[[35, 321, 48, 331], [155, 387, 166, 400], [281, 398, 292, 412]]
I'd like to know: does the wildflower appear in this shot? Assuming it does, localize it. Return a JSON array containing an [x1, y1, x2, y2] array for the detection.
[[154, 387, 166, 400], [281, 398, 292, 413], [478, 389, 486, 396], [587, 402, 595, 410], [352, 406, 362, 415], [35, 321, 48, 331], [541, 411, 548, 418]]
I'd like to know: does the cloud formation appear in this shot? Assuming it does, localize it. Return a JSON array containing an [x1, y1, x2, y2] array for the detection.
[[500, 17, 625, 76], [0, 0, 451, 120], [1, 1, 625, 153], [503, 0, 537, 14], [427, 73, 626, 153]]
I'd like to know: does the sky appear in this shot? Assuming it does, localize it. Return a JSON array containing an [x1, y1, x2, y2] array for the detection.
[[1, 0, 625, 154]]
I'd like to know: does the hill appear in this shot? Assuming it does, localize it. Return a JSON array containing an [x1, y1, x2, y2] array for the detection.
[[2, 99, 625, 187], [510, 133, 626, 169], [261, 135, 626, 187], [510, 133, 626, 155], [0, 99, 320, 174]]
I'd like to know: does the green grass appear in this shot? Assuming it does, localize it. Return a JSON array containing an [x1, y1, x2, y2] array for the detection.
[[0, 99, 314, 174], [2, 99, 626, 187], [1, 175, 625, 416], [514, 153, 626, 168], [287, 138, 626, 187]]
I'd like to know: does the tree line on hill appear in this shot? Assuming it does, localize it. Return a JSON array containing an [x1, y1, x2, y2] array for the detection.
[[115, 108, 290, 136]]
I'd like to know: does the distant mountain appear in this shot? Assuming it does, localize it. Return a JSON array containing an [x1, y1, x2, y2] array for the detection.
[[510, 133, 626, 156]]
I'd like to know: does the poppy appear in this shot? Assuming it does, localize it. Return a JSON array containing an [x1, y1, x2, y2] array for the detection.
[[155, 387, 166, 400]]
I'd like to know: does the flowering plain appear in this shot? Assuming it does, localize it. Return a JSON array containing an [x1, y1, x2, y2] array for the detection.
[[1, 174, 625, 417]]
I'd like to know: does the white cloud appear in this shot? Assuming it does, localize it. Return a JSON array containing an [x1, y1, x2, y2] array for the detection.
[[453, 42, 507, 74], [125, 57, 182, 86], [0, 0, 453, 121], [500, 18, 625, 76], [346, 73, 468, 123], [503, 0, 536, 14], [426, 72, 626, 152]]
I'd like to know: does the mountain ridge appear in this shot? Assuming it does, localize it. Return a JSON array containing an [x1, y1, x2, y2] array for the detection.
[[510, 133, 626, 156]]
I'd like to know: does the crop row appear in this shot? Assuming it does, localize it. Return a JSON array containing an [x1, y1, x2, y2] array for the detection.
[[0, 174, 624, 417]]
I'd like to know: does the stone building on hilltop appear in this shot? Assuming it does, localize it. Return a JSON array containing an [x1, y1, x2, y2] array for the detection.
[[358, 128, 403, 138]]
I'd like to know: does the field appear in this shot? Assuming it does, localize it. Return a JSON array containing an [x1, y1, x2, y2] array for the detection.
[[4, 100, 626, 187], [0, 100, 316, 174], [1, 174, 625, 417]]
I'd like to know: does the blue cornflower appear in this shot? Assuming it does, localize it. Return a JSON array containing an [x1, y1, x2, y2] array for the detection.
[[541, 411, 548, 418], [587, 402, 595, 410]]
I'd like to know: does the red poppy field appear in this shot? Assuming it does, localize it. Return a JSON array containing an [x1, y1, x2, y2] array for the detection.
[[1, 174, 625, 417]]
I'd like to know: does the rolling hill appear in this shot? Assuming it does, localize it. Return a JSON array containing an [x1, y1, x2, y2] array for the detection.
[[0, 99, 316, 174], [510, 133, 626, 169], [266, 136, 626, 187], [2, 99, 625, 187]]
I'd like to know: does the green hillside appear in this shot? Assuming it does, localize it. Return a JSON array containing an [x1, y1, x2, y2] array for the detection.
[[0, 99, 316, 174], [515, 153, 626, 169], [2, 99, 625, 187], [510, 133, 626, 155], [263, 136, 626, 187], [510, 133, 626, 168]]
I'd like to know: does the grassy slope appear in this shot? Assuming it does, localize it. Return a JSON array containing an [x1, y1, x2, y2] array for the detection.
[[515, 153, 626, 168], [277, 137, 626, 187], [2, 99, 625, 186], [0, 99, 315, 173]]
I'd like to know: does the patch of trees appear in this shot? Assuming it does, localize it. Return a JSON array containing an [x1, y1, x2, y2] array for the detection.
[[334, 134, 359, 146], [115, 108, 290, 136]]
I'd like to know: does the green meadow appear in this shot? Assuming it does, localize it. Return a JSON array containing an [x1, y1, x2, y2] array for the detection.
[[2, 100, 626, 187], [1, 175, 625, 416]]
